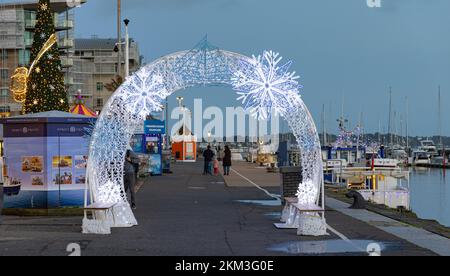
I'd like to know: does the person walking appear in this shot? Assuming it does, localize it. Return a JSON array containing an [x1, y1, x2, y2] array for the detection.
[[124, 150, 136, 210], [223, 145, 232, 176], [203, 145, 215, 175]]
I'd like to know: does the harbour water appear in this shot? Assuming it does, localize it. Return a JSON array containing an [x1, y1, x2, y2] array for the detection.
[[409, 168, 450, 227]]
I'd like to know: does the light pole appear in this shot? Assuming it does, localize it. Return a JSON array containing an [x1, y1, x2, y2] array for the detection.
[[114, 19, 130, 79], [117, 0, 122, 77], [124, 19, 130, 78]]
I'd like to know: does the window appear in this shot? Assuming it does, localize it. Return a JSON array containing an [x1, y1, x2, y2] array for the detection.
[[96, 98, 103, 107], [19, 49, 30, 66], [0, 69, 8, 81], [0, 106, 11, 113], [0, 89, 8, 97], [1, 50, 7, 60], [96, 82, 104, 91]]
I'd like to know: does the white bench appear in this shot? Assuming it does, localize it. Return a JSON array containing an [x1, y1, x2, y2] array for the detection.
[[275, 197, 324, 230], [82, 203, 117, 235]]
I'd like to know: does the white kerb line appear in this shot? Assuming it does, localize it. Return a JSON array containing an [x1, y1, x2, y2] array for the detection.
[[232, 167, 365, 254], [230, 168, 280, 200]]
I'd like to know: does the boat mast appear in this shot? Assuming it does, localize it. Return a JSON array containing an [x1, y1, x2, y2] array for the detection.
[[438, 86, 443, 147], [406, 96, 409, 151], [388, 87, 393, 146]]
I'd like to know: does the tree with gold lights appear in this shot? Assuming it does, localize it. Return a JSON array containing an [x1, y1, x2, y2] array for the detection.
[[24, 0, 69, 114]]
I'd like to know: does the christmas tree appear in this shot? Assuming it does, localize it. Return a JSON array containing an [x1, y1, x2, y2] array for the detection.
[[23, 0, 69, 114]]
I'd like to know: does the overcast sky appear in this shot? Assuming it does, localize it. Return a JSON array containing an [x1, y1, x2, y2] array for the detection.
[[2, 0, 450, 136]]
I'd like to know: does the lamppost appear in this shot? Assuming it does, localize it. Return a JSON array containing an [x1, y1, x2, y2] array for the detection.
[[114, 19, 130, 78], [117, 0, 122, 77], [124, 19, 130, 78]]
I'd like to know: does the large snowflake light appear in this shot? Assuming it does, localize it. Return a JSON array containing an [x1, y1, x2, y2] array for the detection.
[[232, 51, 302, 120], [120, 71, 170, 118]]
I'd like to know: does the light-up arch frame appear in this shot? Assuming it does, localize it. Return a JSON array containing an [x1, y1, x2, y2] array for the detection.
[[83, 39, 327, 236]]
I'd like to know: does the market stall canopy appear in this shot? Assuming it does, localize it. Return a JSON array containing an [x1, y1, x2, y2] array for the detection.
[[70, 94, 97, 117]]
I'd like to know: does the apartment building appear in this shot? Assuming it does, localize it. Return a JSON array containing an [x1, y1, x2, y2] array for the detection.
[[0, 0, 86, 117], [72, 38, 141, 112]]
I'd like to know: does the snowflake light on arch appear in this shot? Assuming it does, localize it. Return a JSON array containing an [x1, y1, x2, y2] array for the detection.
[[232, 50, 302, 120], [120, 71, 170, 118]]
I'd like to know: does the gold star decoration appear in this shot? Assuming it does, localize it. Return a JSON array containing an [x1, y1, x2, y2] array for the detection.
[[35, 67, 41, 73], [40, 3, 48, 10]]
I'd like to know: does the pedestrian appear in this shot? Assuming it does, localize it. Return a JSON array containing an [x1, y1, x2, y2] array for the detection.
[[124, 150, 136, 210], [213, 157, 220, 176], [203, 145, 215, 175], [223, 145, 232, 176]]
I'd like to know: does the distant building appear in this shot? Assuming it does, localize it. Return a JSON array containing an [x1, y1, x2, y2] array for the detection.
[[72, 38, 141, 113], [0, 0, 87, 117]]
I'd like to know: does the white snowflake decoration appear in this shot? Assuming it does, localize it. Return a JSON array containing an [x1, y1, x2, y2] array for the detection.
[[232, 51, 302, 120], [97, 181, 123, 204], [120, 71, 170, 118]]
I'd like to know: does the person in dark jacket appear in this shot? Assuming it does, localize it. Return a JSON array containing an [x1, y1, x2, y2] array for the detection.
[[223, 145, 232, 176], [124, 150, 136, 209], [203, 145, 215, 175]]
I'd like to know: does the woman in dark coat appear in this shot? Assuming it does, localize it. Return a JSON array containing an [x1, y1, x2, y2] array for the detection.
[[223, 146, 232, 176]]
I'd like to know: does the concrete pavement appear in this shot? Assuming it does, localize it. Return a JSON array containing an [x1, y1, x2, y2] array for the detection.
[[0, 161, 438, 256]]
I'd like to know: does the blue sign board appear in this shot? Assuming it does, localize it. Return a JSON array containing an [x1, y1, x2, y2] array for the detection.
[[144, 120, 165, 135]]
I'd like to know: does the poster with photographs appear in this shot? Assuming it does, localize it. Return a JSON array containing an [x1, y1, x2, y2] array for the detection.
[[74, 155, 88, 169], [31, 175, 44, 186], [21, 156, 44, 173], [74, 173, 86, 184], [52, 156, 73, 169], [52, 170, 73, 185]]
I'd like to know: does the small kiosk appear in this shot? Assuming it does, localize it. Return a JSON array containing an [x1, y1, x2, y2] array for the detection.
[[171, 125, 197, 162], [1, 111, 95, 214]]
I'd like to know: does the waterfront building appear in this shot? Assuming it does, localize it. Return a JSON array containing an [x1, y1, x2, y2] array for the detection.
[[72, 38, 141, 113]]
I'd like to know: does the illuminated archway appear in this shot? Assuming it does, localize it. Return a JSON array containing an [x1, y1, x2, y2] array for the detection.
[[83, 38, 326, 236]]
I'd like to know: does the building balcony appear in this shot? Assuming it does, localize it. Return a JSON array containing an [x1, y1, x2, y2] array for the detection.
[[64, 76, 74, 85], [24, 19, 37, 29], [55, 20, 74, 31], [61, 57, 74, 68], [25, 38, 74, 50], [58, 39, 74, 49], [25, 19, 74, 31]]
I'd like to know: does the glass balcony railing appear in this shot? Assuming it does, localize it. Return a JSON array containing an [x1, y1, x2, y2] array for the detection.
[[64, 76, 74, 85], [59, 39, 74, 48], [61, 57, 74, 67], [55, 20, 74, 30], [25, 19, 73, 30]]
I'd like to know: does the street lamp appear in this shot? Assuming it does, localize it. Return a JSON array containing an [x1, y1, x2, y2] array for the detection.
[[176, 96, 184, 108], [114, 19, 130, 78]]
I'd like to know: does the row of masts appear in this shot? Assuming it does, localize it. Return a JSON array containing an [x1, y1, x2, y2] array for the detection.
[[321, 86, 444, 150]]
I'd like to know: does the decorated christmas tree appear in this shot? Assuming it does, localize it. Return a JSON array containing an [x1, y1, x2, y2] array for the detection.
[[23, 0, 69, 114]]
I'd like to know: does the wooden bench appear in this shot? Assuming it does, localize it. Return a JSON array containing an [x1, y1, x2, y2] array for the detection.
[[84, 203, 117, 226]]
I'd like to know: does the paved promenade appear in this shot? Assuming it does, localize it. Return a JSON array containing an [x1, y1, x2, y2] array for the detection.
[[0, 161, 439, 256]]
